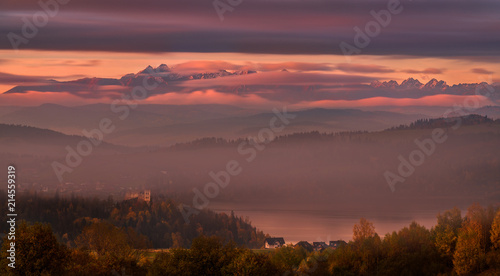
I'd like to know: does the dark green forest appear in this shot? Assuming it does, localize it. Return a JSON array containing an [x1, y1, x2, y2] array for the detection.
[[0, 192, 266, 250]]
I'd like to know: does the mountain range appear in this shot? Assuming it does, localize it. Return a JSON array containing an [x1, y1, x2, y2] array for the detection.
[[0, 104, 426, 147], [4, 64, 257, 94], [3, 65, 499, 105], [370, 77, 491, 92], [2, 102, 500, 147]]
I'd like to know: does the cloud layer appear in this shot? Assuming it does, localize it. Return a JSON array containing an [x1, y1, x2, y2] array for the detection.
[[1, 0, 499, 56]]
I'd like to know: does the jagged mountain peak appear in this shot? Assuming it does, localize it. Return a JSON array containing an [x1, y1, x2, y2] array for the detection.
[[400, 78, 424, 89], [371, 78, 456, 91], [157, 64, 170, 72], [424, 78, 448, 90], [138, 64, 170, 74], [370, 80, 398, 89], [138, 65, 154, 74]]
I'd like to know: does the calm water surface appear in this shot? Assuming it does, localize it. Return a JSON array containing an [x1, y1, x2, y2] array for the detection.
[[211, 202, 441, 244]]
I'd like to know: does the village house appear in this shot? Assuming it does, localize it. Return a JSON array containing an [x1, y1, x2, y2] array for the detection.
[[294, 241, 313, 252], [264, 237, 285, 249], [312, 241, 328, 251], [329, 240, 347, 249]]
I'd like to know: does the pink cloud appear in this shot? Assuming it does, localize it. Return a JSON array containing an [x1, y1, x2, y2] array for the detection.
[[251, 62, 333, 72], [0, 91, 109, 106], [293, 94, 494, 109], [39, 59, 102, 67], [471, 68, 494, 75], [142, 89, 279, 108]]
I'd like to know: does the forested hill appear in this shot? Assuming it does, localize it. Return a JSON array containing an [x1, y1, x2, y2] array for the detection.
[[0, 124, 129, 156], [168, 114, 499, 149], [386, 114, 495, 130], [0, 192, 267, 249]]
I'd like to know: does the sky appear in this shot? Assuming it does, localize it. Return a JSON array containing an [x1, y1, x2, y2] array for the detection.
[[0, 0, 499, 107]]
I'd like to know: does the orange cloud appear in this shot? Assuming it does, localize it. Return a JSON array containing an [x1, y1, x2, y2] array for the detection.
[[142, 89, 279, 108], [336, 63, 395, 73], [0, 91, 111, 106], [172, 61, 242, 73], [471, 68, 494, 75], [171, 61, 334, 73], [402, 68, 444, 74], [251, 62, 333, 72]]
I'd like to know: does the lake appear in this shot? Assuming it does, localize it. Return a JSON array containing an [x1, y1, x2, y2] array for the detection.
[[211, 202, 445, 244]]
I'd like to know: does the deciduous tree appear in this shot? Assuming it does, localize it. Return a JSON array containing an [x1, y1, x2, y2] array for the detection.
[[491, 210, 500, 250], [353, 217, 376, 242], [0, 221, 67, 276]]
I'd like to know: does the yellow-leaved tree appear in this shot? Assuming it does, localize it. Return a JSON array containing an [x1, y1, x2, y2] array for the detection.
[[491, 210, 500, 250]]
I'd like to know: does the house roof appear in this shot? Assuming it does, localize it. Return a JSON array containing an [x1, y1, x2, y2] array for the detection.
[[265, 237, 285, 245], [295, 241, 313, 251], [295, 241, 312, 247], [329, 240, 347, 245]]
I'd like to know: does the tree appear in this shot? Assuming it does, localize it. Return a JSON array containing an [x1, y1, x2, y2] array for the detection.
[[148, 235, 250, 276], [453, 224, 482, 275], [491, 209, 500, 250], [452, 204, 500, 275], [465, 203, 496, 252], [381, 222, 445, 275], [328, 218, 382, 275], [356, 234, 383, 275], [432, 207, 463, 267], [353, 217, 376, 242], [171, 232, 184, 248], [189, 235, 227, 275], [328, 234, 382, 275], [271, 245, 308, 274], [0, 221, 68, 276], [147, 248, 193, 276], [227, 250, 278, 275], [75, 221, 132, 257], [298, 250, 331, 276], [125, 227, 152, 249], [328, 241, 358, 275], [75, 221, 142, 274]]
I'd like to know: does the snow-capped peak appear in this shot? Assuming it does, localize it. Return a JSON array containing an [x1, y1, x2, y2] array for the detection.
[[399, 78, 424, 89]]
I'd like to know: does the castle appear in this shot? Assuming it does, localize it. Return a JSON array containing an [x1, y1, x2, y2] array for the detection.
[[124, 190, 151, 202]]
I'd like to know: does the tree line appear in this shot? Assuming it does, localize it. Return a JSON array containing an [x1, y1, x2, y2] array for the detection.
[[386, 114, 496, 131]]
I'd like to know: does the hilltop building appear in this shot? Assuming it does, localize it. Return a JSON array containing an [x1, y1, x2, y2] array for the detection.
[[124, 190, 151, 203]]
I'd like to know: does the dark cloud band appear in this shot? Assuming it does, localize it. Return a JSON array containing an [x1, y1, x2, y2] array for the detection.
[[0, 0, 499, 56]]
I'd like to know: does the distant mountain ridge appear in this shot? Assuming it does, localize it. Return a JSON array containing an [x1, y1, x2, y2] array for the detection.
[[4, 64, 257, 94], [4, 65, 498, 100], [2, 115, 498, 204], [370, 77, 489, 92], [0, 123, 129, 157]]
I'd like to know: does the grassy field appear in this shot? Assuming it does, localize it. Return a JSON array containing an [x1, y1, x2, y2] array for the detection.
[[141, 248, 274, 260], [251, 249, 274, 254]]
